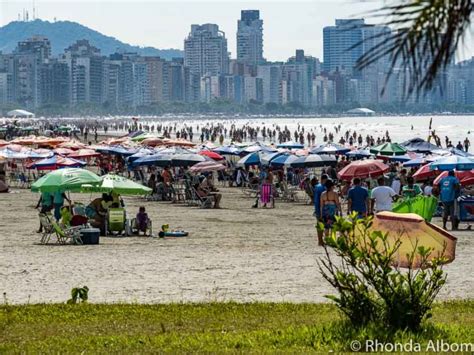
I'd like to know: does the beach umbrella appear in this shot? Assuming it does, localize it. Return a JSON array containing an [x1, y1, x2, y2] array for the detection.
[[433, 170, 474, 186], [53, 147, 74, 156], [243, 143, 277, 154], [412, 164, 439, 181], [401, 138, 439, 153], [260, 152, 284, 166], [189, 161, 226, 173], [0, 140, 8, 148], [276, 140, 304, 149], [28, 156, 86, 170], [337, 160, 389, 181], [291, 154, 337, 168], [57, 140, 87, 150], [81, 174, 152, 195], [126, 148, 154, 163], [131, 132, 158, 142], [356, 211, 457, 268], [213, 145, 242, 156], [157, 146, 192, 155], [132, 154, 173, 167], [310, 143, 350, 155], [107, 146, 137, 156], [68, 149, 101, 159], [430, 156, 474, 171], [31, 168, 101, 193], [346, 149, 372, 159], [370, 142, 407, 156], [403, 156, 439, 167], [162, 138, 195, 147], [236, 152, 261, 167], [269, 154, 300, 168], [171, 153, 206, 167], [199, 150, 224, 161], [141, 137, 165, 147]]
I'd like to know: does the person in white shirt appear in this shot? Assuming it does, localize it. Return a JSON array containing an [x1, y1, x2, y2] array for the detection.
[[423, 181, 433, 196], [370, 176, 398, 213], [391, 176, 401, 195]]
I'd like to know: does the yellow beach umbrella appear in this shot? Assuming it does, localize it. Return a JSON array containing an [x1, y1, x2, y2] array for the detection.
[[356, 211, 457, 268]]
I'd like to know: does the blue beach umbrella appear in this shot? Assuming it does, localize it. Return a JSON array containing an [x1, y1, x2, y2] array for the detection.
[[276, 141, 304, 149], [346, 149, 372, 159], [213, 145, 242, 156], [430, 156, 474, 171], [132, 154, 173, 167], [236, 152, 261, 167], [260, 152, 284, 166], [269, 154, 299, 168], [310, 143, 350, 155], [403, 157, 438, 168]]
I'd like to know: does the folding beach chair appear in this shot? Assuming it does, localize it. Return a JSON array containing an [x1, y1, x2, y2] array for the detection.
[[51, 221, 83, 245], [259, 183, 275, 208], [130, 217, 153, 236], [191, 187, 213, 208], [106, 208, 129, 236], [39, 213, 55, 244]]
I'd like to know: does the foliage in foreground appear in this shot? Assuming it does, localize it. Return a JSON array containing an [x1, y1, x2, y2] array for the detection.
[[0, 301, 473, 352], [318, 214, 448, 331]]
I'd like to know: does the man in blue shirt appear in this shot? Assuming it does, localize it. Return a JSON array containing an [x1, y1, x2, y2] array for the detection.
[[314, 174, 328, 245], [439, 170, 460, 230], [347, 177, 369, 218]]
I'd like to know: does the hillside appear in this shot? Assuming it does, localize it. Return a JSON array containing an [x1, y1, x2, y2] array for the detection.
[[0, 19, 183, 59]]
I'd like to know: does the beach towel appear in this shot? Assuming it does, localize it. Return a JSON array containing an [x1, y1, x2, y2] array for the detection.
[[392, 195, 438, 222], [260, 183, 273, 204]]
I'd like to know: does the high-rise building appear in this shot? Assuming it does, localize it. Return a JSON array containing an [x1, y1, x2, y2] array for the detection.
[[323, 19, 391, 76], [257, 63, 282, 104], [184, 24, 229, 77], [237, 10, 264, 65]]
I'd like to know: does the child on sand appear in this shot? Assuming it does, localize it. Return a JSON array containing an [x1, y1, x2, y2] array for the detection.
[[136, 206, 150, 235]]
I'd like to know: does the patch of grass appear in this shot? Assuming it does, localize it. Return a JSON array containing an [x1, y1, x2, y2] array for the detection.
[[1, 301, 473, 352]]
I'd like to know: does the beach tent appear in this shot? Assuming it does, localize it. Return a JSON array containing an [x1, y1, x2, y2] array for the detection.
[[401, 138, 439, 153], [7, 109, 35, 118]]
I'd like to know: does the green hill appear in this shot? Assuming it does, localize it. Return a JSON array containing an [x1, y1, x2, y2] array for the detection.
[[0, 19, 183, 59]]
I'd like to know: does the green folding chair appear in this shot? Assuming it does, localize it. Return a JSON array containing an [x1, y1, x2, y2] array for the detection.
[[106, 208, 128, 236], [51, 221, 83, 245]]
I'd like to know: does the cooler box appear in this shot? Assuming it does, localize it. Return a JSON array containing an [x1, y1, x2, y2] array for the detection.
[[80, 228, 100, 244], [458, 196, 474, 222]]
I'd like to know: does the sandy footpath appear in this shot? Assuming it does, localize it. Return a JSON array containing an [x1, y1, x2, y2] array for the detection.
[[0, 187, 473, 304]]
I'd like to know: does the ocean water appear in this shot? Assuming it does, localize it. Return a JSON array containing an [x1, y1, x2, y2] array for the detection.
[[136, 115, 474, 146]]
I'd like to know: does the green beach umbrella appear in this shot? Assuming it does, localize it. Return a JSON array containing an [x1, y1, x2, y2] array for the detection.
[[370, 142, 407, 156], [131, 133, 158, 142], [31, 168, 101, 193], [81, 174, 152, 195]]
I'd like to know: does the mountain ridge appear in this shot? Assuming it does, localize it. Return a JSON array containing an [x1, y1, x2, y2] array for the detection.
[[0, 19, 183, 59]]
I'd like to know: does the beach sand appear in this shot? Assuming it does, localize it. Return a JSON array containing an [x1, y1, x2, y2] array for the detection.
[[1, 187, 473, 304]]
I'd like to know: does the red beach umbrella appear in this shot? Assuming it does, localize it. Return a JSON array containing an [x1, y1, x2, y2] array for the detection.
[[433, 170, 474, 186], [338, 160, 389, 181], [199, 150, 224, 161], [413, 164, 439, 181]]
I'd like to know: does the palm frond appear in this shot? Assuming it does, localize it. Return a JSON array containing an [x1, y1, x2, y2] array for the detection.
[[356, 0, 473, 98]]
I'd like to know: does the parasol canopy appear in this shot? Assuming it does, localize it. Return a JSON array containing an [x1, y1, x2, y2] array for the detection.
[[198, 150, 224, 161], [213, 145, 242, 156], [337, 160, 389, 181], [269, 154, 300, 168], [290, 154, 337, 168], [68, 149, 101, 159], [276, 140, 304, 149], [189, 161, 226, 173], [412, 164, 439, 181], [357, 211, 457, 268], [236, 152, 261, 167], [430, 155, 474, 171], [310, 143, 350, 155], [433, 170, 474, 186], [81, 174, 152, 195], [31, 168, 101, 193], [370, 142, 407, 156]]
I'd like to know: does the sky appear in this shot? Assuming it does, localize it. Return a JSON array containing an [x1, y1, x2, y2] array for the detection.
[[1, 0, 473, 62]]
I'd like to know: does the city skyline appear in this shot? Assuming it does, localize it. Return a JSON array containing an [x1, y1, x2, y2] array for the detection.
[[1, 0, 472, 63]]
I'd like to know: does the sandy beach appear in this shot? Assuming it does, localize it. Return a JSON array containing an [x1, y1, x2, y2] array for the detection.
[[1, 187, 473, 304]]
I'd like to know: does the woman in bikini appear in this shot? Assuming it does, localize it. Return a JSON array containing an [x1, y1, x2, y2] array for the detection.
[[320, 179, 342, 240]]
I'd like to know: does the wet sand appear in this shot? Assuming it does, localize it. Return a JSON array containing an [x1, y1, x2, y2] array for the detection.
[[1, 187, 473, 304]]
